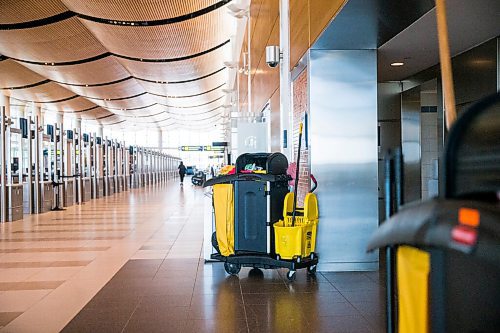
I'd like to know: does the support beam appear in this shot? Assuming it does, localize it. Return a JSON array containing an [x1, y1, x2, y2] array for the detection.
[[97, 125, 103, 139], [0, 94, 11, 117], [279, 0, 292, 160]]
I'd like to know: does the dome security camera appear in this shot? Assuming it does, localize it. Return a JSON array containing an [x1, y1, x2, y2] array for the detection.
[[265, 46, 281, 68]]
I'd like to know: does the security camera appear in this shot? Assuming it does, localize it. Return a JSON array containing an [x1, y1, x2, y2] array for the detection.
[[266, 46, 281, 68]]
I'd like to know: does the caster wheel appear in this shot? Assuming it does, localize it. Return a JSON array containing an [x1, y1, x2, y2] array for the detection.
[[287, 270, 296, 281], [224, 262, 241, 276], [307, 264, 317, 275]]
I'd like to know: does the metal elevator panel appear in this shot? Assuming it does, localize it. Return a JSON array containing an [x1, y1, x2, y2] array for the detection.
[[234, 181, 267, 253]]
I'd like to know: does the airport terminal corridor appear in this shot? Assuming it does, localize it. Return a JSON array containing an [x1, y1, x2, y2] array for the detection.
[[0, 180, 384, 333]]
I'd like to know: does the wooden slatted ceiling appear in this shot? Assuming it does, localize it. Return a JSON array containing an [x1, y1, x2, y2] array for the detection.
[[21, 58, 130, 84], [0, 18, 107, 62], [78, 11, 227, 59], [5, 81, 75, 101], [0, 60, 46, 88], [151, 90, 223, 108], [138, 70, 227, 96], [0, 0, 232, 130], [60, 79, 144, 100], [0, 0, 67, 24], [62, 0, 217, 21], [117, 47, 228, 81]]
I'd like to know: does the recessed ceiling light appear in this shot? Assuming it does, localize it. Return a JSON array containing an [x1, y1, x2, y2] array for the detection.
[[390, 62, 404, 67]]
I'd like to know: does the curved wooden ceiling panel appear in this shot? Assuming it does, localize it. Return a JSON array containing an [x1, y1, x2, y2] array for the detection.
[[0, 18, 107, 62], [77, 9, 228, 59], [93, 95, 156, 110], [6, 81, 77, 103], [116, 47, 227, 82], [150, 89, 224, 108], [37, 97, 97, 112], [0, 59, 46, 88], [61, 78, 145, 99], [138, 70, 227, 96], [0, 0, 235, 132], [62, 0, 218, 21], [21, 57, 130, 85], [0, 0, 67, 24]]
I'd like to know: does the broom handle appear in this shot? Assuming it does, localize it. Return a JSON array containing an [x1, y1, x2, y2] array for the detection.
[[436, 0, 457, 130], [291, 123, 303, 227]]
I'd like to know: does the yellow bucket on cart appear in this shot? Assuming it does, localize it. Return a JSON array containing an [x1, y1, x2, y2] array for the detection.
[[274, 192, 318, 259]]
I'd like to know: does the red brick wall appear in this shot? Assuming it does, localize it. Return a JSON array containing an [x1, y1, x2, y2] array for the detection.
[[292, 68, 310, 207]]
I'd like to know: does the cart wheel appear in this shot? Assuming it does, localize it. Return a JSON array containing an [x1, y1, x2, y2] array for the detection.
[[307, 264, 317, 275], [286, 270, 296, 281], [224, 262, 241, 276]]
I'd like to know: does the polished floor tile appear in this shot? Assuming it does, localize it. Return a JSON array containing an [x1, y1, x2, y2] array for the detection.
[[1, 179, 386, 333]]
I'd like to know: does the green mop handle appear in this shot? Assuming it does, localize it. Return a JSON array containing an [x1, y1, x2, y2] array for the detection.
[[291, 123, 303, 227]]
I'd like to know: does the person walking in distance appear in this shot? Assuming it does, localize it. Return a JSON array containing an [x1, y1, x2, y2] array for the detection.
[[178, 161, 186, 185]]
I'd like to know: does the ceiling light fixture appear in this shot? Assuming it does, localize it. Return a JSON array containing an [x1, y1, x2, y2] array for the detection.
[[390, 62, 404, 67], [227, 3, 249, 19], [223, 61, 238, 69]]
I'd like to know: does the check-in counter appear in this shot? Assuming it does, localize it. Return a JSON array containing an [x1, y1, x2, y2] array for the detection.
[[40, 181, 53, 212], [123, 175, 128, 190], [131, 174, 140, 188], [22, 182, 32, 214], [107, 176, 115, 195], [7, 184, 23, 221], [115, 176, 122, 193], [64, 179, 74, 207], [96, 177, 104, 198], [81, 178, 91, 202]]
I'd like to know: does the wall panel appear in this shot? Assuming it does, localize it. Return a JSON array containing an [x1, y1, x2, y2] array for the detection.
[[236, 0, 344, 139], [270, 88, 281, 152], [290, 0, 309, 69], [252, 15, 280, 114], [309, 0, 346, 46]]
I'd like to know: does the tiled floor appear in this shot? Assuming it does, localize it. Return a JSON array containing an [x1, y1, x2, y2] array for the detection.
[[0, 178, 385, 333]]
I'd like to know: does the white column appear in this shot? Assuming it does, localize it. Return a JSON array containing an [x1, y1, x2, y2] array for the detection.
[[0, 94, 11, 117], [19, 104, 29, 118], [55, 112, 63, 127], [75, 118, 82, 130], [158, 130, 163, 151], [279, 0, 292, 160], [34, 106, 43, 127], [97, 125, 103, 138]]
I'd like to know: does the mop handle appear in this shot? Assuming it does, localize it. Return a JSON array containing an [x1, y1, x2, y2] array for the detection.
[[436, 0, 457, 130], [291, 123, 303, 227]]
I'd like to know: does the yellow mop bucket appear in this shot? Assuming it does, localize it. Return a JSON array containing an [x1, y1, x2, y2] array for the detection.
[[274, 192, 318, 259]]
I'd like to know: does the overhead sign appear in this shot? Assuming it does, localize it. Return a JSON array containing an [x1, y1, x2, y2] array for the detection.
[[203, 146, 225, 152], [178, 146, 224, 152], [179, 146, 203, 151], [212, 141, 228, 147]]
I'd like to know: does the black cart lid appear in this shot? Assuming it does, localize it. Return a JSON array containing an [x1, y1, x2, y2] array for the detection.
[[367, 198, 500, 267]]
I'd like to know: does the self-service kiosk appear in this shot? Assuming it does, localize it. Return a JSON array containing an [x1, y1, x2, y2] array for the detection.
[[4, 114, 24, 221], [62, 129, 75, 207]]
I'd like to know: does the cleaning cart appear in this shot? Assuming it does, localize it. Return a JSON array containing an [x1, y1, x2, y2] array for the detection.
[[367, 93, 500, 332], [204, 152, 318, 281]]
